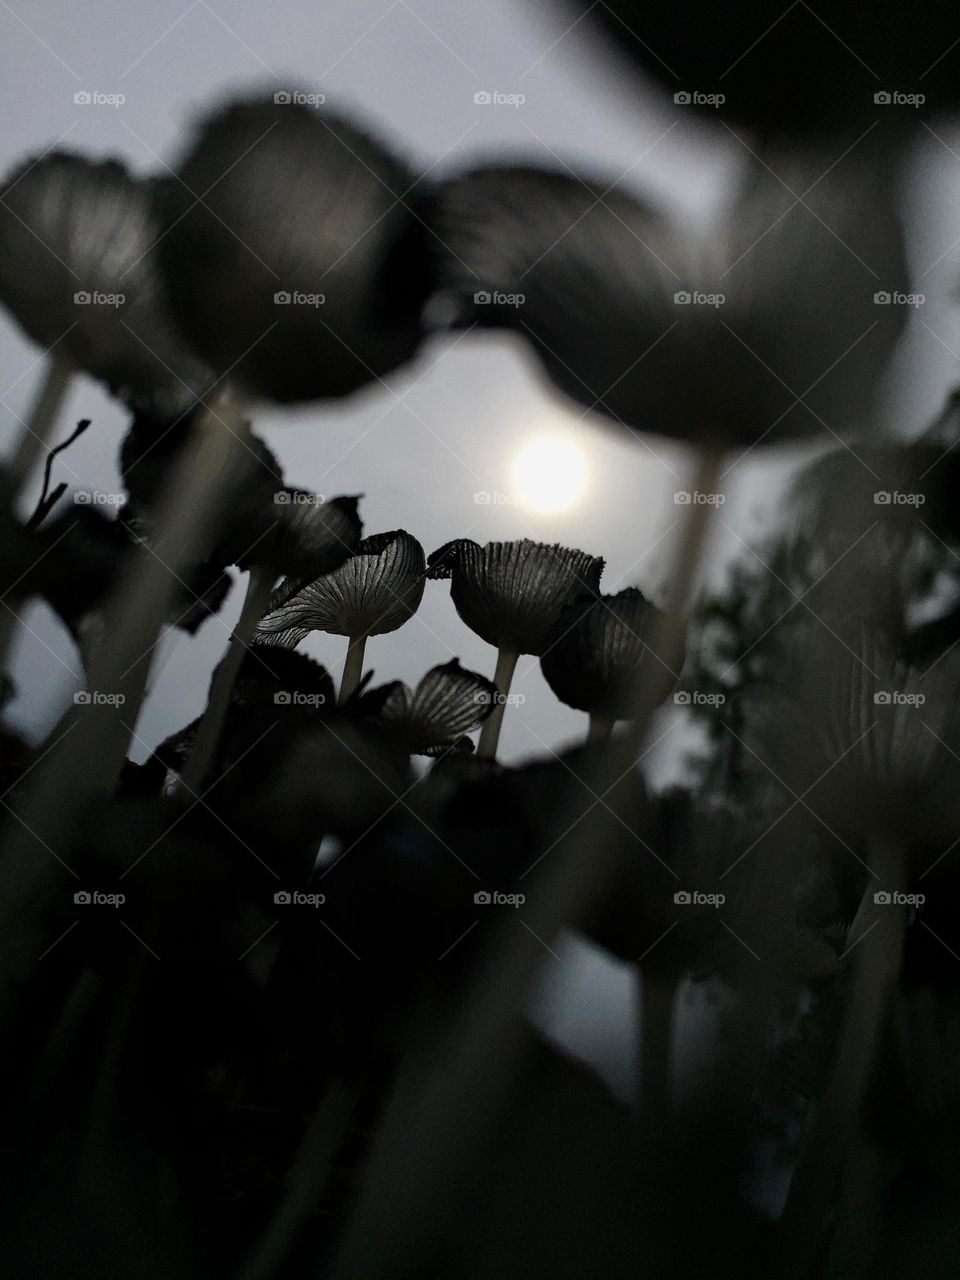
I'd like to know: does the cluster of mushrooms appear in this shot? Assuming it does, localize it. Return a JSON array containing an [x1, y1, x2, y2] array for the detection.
[[0, 45, 955, 1280]]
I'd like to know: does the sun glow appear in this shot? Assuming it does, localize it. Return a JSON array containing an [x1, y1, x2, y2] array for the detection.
[[511, 435, 589, 513]]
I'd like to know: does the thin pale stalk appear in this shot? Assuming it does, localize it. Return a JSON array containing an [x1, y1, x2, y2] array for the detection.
[[0, 394, 246, 1024], [638, 969, 679, 1129], [328, 448, 725, 1280], [4, 354, 73, 502], [338, 634, 367, 704], [770, 834, 907, 1280], [179, 563, 276, 795], [586, 714, 613, 744], [0, 357, 75, 672], [476, 648, 518, 760]]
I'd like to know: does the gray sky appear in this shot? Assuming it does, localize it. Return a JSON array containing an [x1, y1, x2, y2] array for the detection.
[[3, 0, 960, 1097]]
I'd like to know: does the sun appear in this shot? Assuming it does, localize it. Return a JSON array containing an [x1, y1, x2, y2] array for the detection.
[[511, 435, 589, 513]]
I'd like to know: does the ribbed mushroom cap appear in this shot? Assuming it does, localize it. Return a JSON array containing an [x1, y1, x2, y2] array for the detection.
[[380, 659, 497, 755], [256, 530, 426, 641], [0, 153, 215, 417], [266, 492, 362, 578], [427, 538, 604, 655], [159, 94, 429, 402], [540, 588, 675, 717], [432, 157, 906, 448]]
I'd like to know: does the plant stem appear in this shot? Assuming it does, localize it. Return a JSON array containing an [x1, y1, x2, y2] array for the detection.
[[477, 648, 519, 760], [638, 969, 679, 1129], [0, 395, 246, 1025], [179, 564, 277, 795], [770, 834, 908, 1280], [338, 634, 366, 704], [4, 354, 73, 504], [326, 450, 725, 1280], [587, 714, 613, 744]]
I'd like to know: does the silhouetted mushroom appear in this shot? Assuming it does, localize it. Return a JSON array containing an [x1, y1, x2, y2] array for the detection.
[[433, 157, 906, 450], [540, 588, 678, 736], [256, 530, 426, 701], [377, 659, 497, 755], [158, 94, 430, 402], [0, 152, 216, 494], [428, 537, 604, 757]]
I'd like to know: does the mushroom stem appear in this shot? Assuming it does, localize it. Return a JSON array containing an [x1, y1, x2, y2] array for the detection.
[[0, 395, 247, 1033], [587, 714, 613, 744], [638, 969, 679, 1130], [4, 353, 73, 504], [771, 834, 908, 1280], [477, 647, 519, 760], [338, 634, 367, 704], [179, 563, 277, 795]]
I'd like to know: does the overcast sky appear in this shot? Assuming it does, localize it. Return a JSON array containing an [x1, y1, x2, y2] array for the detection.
[[3, 0, 960, 1097]]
